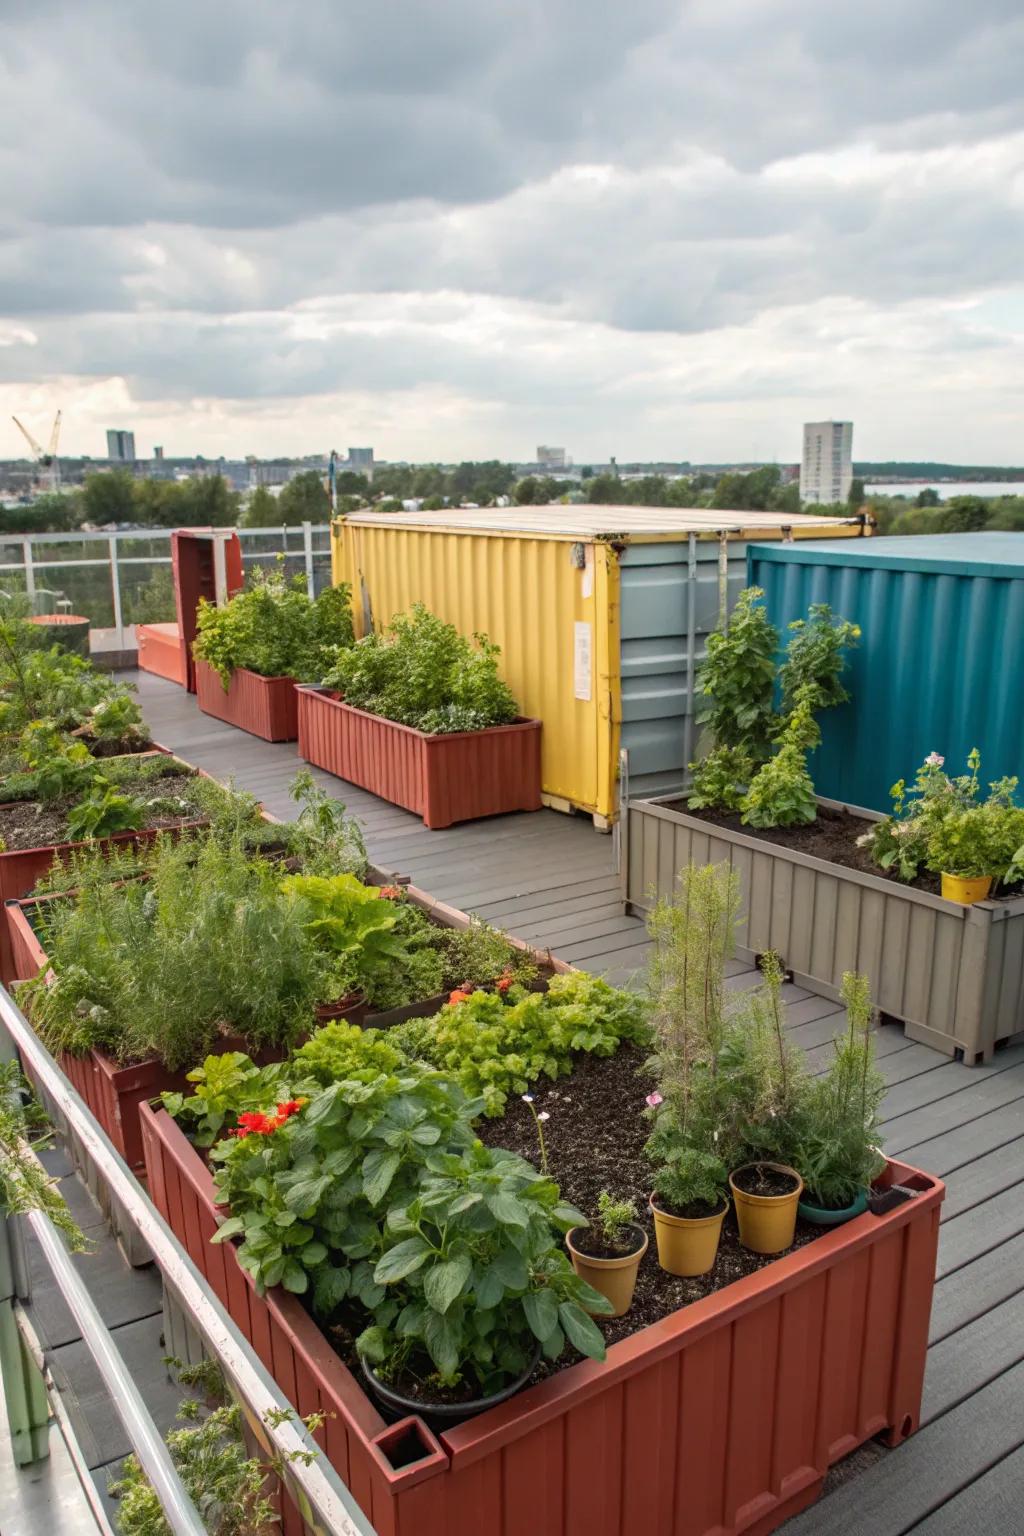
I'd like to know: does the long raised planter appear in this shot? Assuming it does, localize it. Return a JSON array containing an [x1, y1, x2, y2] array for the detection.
[[297, 686, 542, 829], [142, 1099, 942, 1536], [195, 658, 299, 742], [624, 795, 1024, 1064]]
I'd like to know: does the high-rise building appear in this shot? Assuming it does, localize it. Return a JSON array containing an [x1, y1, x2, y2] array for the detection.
[[106, 429, 136, 463], [800, 421, 852, 505], [537, 445, 567, 470], [347, 447, 374, 470], [153, 445, 164, 460]]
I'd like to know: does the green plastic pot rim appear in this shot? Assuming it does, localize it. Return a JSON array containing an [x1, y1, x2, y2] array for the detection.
[[798, 1188, 869, 1225]]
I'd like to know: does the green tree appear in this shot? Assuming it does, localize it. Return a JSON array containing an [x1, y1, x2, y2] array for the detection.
[[848, 478, 866, 507], [933, 496, 989, 533], [513, 476, 538, 504], [82, 470, 135, 525], [277, 471, 329, 525], [915, 487, 940, 508], [242, 484, 278, 527], [179, 475, 239, 526]]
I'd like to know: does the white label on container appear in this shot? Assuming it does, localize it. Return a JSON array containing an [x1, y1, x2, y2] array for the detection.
[[581, 545, 594, 599], [574, 621, 592, 701]]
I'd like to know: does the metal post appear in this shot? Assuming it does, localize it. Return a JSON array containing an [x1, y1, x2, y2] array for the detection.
[[0, 1213, 49, 1467], [718, 530, 729, 628], [21, 539, 35, 609], [109, 535, 125, 650], [683, 532, 698, 784], [303, 521, 315, 598]]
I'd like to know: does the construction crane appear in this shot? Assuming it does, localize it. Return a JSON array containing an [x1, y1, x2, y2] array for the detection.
[[12, 409, 62, 492]]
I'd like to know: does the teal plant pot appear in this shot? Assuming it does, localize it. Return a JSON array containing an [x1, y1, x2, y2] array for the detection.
[[798, 1189, 868, 1226]]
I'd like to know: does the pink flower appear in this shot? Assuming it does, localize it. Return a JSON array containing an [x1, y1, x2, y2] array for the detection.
[[925, 752, 945, 767], [646, 1092, 663, 1109]]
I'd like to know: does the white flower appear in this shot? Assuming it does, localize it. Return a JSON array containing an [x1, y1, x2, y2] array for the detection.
[[537, 1111, 550, 1122], [521, 1094, 534, 1104], [925, 752, 945, 767]]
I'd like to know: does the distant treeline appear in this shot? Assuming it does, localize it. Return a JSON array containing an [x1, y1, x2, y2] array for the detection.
[[854, 462, 1024, 481]]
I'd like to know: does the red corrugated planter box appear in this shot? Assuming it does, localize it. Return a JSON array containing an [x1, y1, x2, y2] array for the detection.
[[8, 900, 183, 1171], [0, 745, 203, 985], [141, 1101, 943, 1536], [297, 687, 542, 829], [137, 621, 187, 686], [195, 658, 299, 742]]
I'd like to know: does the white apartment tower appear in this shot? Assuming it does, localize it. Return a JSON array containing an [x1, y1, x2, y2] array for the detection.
[[800, 421, 853, 505]]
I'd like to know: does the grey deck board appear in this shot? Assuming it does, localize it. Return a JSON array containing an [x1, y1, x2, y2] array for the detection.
[[909, 1444, 1024, 1534], [98, 673, 1024, 1533]]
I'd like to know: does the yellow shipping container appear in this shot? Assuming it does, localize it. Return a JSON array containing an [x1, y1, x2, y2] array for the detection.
[[331, 505, 867, 826]]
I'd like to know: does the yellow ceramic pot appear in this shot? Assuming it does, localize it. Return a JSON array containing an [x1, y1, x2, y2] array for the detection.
[[566, 1225, 649, 1317], [729, 1163, 803, 1255], [941, 873, 993, 905], [650, 1196, 727, 1277]]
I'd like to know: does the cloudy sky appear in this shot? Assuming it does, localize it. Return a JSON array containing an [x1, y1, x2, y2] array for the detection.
[[2, 0, 1023, 464]]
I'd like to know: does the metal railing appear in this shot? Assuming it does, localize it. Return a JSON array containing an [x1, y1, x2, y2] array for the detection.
[[0, 985, 375, 1536], [0, 525, 334, 653]]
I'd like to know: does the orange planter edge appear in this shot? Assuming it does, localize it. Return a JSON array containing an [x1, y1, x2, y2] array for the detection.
[[142, 1100, 943, 1536], [195, 659, 299, 742], [297, 687, 542, 829]]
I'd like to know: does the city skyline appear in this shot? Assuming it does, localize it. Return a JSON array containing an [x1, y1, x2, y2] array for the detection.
[[2, 3, 1023, 463]]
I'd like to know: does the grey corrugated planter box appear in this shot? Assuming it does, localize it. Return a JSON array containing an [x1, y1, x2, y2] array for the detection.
[[622, 794, 1024, 1064]]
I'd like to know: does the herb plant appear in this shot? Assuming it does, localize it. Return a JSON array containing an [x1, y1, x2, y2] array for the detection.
[[792, 973, 886, 1209], [322, 603, 518, 734], [693, 587, 779, 760], [0, 1060, 85, 1252], [688, 745, 754, 813], [740, 694, 819, 828], [162, 1052, 311, 1147], [65, 784, 146, 841], [193, 566, 354, 686], [359, 1143, 610, 1393], [596, 1191, 637, 1251], [285, 768, 366, 877]]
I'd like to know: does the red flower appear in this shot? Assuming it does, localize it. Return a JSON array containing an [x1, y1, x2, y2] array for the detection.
[[234, 1111, 276, 1138], [449, 988, 473, 1006], [495, 967, 515, 994], [276, 1099, 304, 1120], [378, 886, 403, 900]]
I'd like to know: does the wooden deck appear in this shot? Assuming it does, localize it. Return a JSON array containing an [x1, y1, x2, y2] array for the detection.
[[19, 670, 1024, 1534]]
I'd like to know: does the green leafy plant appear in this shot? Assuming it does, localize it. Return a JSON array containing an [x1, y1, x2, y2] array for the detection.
[[650, 1147, 728, 1215], [0, 1060, 85, 1251], [740, 693, 819, 829], [693, 587, 779, 760], [285, 768, 366, 877], [1, 725, 102, 803], [596, 1191, 637, 1251], [293, 1021, 408, 1087], [26, 833, 333, 1069], [778, 605, 860, 716], [358, 1141, 610, 1393], [77, 689, 149, 751], [162, 1052, 312, 1148], [390, 972, 649, 1116], [860, 749, 1024, 885], [209, 1064, 480, 1300], [321, 603, 518, 734], [280, 872, 405, 997], [687, 745, 754, 813], [440, 915, 539, 991], [108, 1367, 276, 1536], [792, 973, 886, 1209], [65, 784, 146, 841], [193, 565, 354, 686]]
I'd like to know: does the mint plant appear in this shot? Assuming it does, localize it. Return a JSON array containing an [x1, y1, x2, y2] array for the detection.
[[322, 603, 518, 734]]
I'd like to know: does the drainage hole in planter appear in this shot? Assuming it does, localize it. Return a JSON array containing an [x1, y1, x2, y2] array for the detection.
[[376, 1423, 437, 1470]]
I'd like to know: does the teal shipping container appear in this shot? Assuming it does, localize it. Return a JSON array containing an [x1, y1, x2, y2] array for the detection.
[[748, 533, 1024, 812]]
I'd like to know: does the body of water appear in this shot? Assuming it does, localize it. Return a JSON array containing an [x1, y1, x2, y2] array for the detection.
[[865, 481, 1024, 500]]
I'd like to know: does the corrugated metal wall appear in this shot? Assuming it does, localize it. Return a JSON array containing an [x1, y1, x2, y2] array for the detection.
[[619, 538, 751, 801], [750, 540, 1024, 812], [334, 523, 613, 817]]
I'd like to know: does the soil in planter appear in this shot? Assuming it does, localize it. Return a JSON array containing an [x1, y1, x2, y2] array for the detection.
[[0, 773, 202, 851], [671, 800, 1024, 901], [570, 1223, 647, 1261], [732, 1164, 799, 1198]]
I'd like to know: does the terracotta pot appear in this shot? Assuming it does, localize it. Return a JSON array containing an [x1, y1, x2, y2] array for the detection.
[[650, 1195, 727, 1277], [565, 1224, 648, 1316], [798, 1188, 869, 1227], [314, 991, 368, 1024], [730, 1162, 803, 1254], [941, 872, 992, 904]]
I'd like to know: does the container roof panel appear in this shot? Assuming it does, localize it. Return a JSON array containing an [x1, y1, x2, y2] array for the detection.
[[339, 505, 863, 539], [748, 531, 1024, 578]]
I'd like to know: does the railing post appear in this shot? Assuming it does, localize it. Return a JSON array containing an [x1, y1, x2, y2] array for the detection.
[[303, 520, 315, 598], [109, 534, 125, 651], [0, 1212, 49, 1467], [21, 538, 35, 610]]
